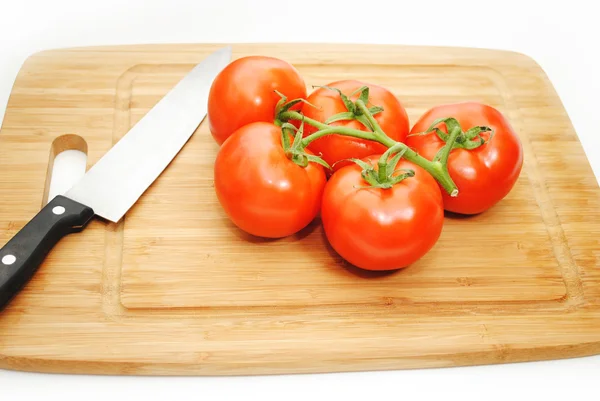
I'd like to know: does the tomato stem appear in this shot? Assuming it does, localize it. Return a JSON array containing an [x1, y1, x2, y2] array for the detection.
[[279, 120, 331, 169], [277, 108, 460, 196], [354, 99, 388, 140], [278, 110, 397, 149], [377, 142, 404, 182], [300, 127, 381, 148], [413, 117, 493, 153], [439, 126, 462, 167], [401, 146, 458, 196], [349, 155, 415, 189]]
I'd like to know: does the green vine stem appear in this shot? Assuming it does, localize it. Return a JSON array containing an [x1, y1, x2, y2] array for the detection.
[[278, 109, 459, 196], [354, 99, 391, 144], [278, 111, 397, 148], [377, 143, 405, 182], [439, 126, 462, 167]]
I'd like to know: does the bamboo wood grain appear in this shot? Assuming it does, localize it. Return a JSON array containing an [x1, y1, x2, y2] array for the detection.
[[0, 43, 599, 375]]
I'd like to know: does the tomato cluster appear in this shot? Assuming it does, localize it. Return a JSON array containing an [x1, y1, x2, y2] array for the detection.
[[207, 56, 524, 272]]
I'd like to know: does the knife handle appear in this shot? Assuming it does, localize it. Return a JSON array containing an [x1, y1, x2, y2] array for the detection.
[[0, 195, 94, 310]]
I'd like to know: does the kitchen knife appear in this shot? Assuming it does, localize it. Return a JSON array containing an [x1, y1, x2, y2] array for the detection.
[[0, 46, 232, 310]]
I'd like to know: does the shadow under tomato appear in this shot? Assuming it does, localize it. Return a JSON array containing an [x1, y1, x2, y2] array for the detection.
[[292, 218, 322, 242], [444, 210, 482, 220], [227, 216, 320, 244], [319, 227, 405, 279]]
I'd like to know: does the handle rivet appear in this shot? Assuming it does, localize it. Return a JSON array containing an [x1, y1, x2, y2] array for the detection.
[[2, 255, 16, 265], [52, 206, 66, 215]]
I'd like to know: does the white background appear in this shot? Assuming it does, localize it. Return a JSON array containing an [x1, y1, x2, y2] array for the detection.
[[1, 0, 599, 399]]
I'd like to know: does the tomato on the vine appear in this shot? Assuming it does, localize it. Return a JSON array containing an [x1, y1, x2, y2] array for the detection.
[[207, 56, 307, 145], [321, 157, 444, 271], [298, 80, 409, 171], [214, 122, 326, 238], [406, 102, 523, 215]]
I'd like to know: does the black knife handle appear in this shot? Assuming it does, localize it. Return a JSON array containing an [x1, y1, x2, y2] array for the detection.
[[0, 195, 94, 310]]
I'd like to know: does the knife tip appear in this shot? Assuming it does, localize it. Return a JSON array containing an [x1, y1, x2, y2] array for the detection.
[[220, 45, 233, 56]]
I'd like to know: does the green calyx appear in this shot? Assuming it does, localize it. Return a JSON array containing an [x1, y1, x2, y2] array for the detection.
[[348, 146, 415, 189], [411, 117, 494, 160], [274, 90, 318, 127], [280, 121, 330, 169], [315, 85, 384, 131]]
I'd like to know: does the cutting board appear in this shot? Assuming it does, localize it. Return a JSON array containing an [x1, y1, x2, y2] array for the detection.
[[1, 43, 599, 375]]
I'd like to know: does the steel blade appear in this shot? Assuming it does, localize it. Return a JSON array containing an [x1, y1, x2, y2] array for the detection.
[[65, 46, 232, 222]]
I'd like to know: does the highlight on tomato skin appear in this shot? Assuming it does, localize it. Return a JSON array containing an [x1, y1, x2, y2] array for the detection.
[[207, 56, 307, 146], [296, 80, 410, 172], [213, 122, 326, 239], [320, 156, 445, 272], [406, 102, 524, 215]]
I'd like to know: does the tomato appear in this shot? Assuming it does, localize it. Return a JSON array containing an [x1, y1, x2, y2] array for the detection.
[[214, 122, 326, 238], [298, 80, 410, 171], [321, 157, 444, 271], [406, 102, 523, 215], [207, 56, 307, 145]]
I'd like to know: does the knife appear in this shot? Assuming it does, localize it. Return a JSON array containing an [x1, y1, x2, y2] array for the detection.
[[0, 46, 232, 310]]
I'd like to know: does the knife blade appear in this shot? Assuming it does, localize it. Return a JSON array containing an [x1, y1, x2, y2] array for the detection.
[[0, 46, 232, 310]]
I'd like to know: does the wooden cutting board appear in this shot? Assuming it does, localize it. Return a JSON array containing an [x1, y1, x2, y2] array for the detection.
[[1, 43, 599, 375]]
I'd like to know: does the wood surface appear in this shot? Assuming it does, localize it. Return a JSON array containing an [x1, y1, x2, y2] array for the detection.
[[0, 43, 599, 375]]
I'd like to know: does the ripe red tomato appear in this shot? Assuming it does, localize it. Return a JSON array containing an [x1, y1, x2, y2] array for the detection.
[[207, 56, 307, 145], [406, 102, 523, 215], [321, 157, 444, 271], [214, 122, 326, 238], [299, 80, 410, 171]]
